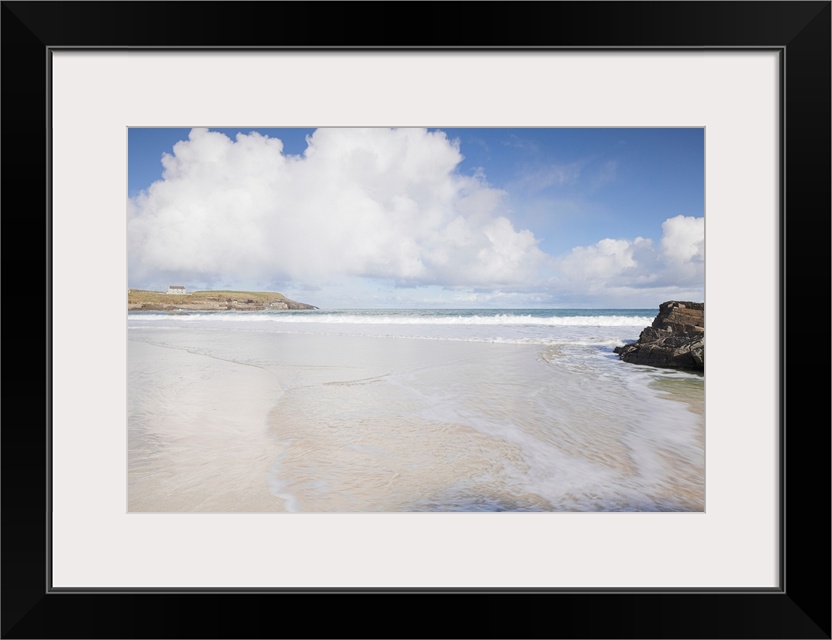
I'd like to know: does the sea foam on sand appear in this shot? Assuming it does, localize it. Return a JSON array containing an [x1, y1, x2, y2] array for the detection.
[[128, 326, 704, 513]]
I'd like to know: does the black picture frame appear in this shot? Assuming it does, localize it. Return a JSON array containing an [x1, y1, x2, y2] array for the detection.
[[2, 2, 829, 638]]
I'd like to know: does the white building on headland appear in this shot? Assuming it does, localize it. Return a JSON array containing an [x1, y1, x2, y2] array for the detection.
[[167, 285, 186, 295]]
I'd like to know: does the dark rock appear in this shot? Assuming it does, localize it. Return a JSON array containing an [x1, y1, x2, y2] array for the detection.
[[616, 301, 704, 371]]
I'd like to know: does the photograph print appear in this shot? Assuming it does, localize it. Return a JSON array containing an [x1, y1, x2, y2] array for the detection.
[[127, 126, 705, 513]]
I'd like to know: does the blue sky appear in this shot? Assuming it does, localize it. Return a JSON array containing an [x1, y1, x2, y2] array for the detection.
[[128, 127, 704, 308]]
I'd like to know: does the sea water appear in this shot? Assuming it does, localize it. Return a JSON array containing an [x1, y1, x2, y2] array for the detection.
[[127, 309, 704, 512]]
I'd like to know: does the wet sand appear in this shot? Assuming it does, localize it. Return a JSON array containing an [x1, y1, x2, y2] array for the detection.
[[128, 329, 704, 512], [128, 339, 285, 511]]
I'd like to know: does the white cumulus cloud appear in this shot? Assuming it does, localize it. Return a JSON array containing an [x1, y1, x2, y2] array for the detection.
[[557, 237, 644, 280], [551, 216, 704, 305], [660, 214, 704, 264], [128, 128, 549, 291]]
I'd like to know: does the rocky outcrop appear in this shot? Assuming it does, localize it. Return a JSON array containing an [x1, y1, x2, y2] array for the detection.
[[614, 301, 704, 371]]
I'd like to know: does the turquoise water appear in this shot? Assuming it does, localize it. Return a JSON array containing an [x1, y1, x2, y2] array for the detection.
[[128, 308, 657, 347]]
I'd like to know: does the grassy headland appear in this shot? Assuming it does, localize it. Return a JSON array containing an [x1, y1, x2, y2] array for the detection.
[[127, 289, 318, 311]]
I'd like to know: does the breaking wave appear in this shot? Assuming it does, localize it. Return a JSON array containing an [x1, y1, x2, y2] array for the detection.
[[129, 311, 653, 327]]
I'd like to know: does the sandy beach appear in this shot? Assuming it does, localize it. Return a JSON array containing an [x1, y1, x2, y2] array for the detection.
[[128, 311, 704, 513], [128, 339, 284, 511]]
